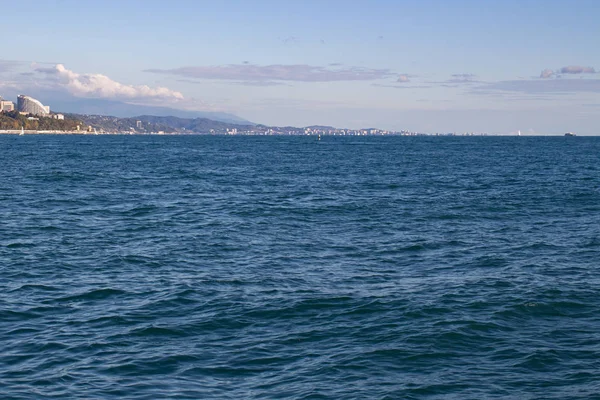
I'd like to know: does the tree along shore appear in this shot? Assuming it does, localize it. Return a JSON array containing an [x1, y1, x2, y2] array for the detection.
[[0, 111, 84, 131]]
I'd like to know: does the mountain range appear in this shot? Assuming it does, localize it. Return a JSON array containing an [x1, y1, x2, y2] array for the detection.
[[67, 113, 255, 133], [48, 98, 253, 125]]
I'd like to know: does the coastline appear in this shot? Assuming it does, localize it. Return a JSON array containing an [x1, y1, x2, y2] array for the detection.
[[0, 130, 89, 134]]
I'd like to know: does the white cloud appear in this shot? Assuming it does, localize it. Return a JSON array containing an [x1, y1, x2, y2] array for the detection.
[[35, 64, 184, 101]]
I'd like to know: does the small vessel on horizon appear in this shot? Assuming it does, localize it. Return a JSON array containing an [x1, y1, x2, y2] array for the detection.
[[564, 132, 576, 137], [19, 126, 24, 136]]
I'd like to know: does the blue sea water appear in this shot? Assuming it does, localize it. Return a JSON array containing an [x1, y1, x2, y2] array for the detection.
[[1, 135, 599, 399]]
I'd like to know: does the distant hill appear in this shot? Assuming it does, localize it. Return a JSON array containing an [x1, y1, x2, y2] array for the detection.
[[305, 125, 336, 130], [0, 110, 83, 131], [135, 115, 254, 131], [50, 98, 253, 124], [67, 113, 256, 133]]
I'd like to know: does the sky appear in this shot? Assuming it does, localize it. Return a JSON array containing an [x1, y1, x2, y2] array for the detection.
[[1, 0, 599, 134]]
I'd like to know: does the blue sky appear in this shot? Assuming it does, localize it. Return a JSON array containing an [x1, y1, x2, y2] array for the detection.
[[1, 0, 599, 134]]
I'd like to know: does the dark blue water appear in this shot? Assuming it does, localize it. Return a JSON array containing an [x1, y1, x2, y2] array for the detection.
[[1, 135, 599, 399]]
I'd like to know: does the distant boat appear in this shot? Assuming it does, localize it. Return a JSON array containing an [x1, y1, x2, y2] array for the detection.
[[564, 132, 576, 137], [518, 130, 521, 136], [19, 126, 24, 136]]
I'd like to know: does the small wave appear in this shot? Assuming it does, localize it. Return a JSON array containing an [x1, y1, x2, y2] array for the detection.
[[57, 288, 128, 302], [10, 284, 59, 292], [127, 325, 187, 337], [5, 242, 36, 249], [0, 309, 41, 322]]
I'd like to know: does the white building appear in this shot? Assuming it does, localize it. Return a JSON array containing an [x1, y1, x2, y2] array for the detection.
[[0, 99, 14, 112], [17, 95, 50, 116]]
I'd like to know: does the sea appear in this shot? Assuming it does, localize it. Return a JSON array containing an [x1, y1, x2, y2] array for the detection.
[[1, 135, 599, 399]]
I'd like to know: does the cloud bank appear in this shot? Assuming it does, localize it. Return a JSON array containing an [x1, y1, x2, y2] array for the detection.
[[472, 65, 600, 96], [540, 65, 596, 79], [476, 78, 600, 94], [560, 65, 595, 74], [451, 73, 476, 80], [146, 64, 393, 83], [372, 83, 431, 89], [35, 64, 184, 101], [424, 73, 481, 87]]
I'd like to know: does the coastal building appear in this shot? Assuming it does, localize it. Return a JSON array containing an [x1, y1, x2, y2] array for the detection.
[[53, 114, 64, 120], [17, 95, 50, 116], [0, 100, 15, 112]]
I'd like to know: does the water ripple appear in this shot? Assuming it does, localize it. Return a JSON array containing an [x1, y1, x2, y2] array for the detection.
[[1, 135, 599, 399]]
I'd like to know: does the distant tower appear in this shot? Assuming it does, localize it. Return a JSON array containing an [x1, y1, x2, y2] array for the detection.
[[136, 120, 142, 129]]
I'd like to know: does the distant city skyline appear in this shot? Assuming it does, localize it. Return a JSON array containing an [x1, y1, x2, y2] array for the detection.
[[1, 0, 599, 134]]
